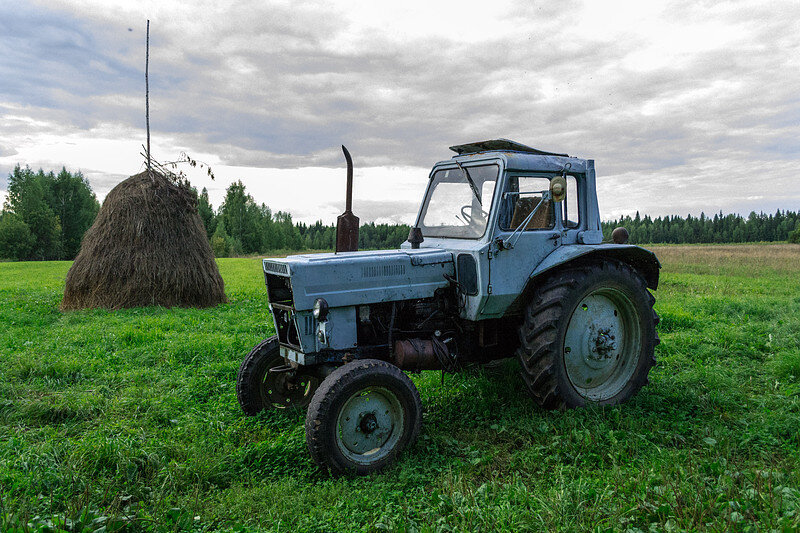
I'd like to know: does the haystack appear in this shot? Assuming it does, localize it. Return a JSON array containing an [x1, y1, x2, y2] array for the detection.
[[61, 171, 227, 310]]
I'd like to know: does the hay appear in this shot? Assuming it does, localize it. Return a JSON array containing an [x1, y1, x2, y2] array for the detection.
[[61, 171, 227, 310]]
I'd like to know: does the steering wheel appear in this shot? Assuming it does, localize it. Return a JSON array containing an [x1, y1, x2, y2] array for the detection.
[[460, 204, 489, 225]]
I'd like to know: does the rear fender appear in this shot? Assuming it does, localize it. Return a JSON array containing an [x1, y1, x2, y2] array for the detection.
[[509, 244, 660, 315]]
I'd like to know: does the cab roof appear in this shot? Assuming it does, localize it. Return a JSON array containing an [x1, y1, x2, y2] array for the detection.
[[442, 139, 590, 174], [449, 138, 568, 157]]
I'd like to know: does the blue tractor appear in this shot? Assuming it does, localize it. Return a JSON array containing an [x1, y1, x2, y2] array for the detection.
[[237, 139, 660, 474]]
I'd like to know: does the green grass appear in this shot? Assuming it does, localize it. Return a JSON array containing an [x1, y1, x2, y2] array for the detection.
[[1, 245, 799, 532]]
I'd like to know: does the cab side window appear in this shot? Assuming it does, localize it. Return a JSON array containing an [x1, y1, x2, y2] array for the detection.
[[499, 176, 555, 231]]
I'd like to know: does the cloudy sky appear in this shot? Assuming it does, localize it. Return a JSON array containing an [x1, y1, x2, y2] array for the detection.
[[1, 0, 799, 224]]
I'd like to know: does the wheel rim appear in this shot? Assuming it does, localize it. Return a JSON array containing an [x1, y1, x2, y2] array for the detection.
[[262, 367, 319, 409], [563, 288, 642, 401], [335, 387, 405, 465]]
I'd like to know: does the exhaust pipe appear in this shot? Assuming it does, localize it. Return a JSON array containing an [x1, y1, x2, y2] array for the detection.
[[335, 145, 359, 253], [392, 338, 457, 372]]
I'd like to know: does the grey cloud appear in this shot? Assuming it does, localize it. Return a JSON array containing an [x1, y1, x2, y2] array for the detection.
[[0, 4, 142, 117], [11, 0, 600, 165], [81, 170, 130, 199], [0, 146, 17, 157]]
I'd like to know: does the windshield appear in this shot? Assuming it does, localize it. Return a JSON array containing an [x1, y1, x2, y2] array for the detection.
[[418, 164, 499, 239]]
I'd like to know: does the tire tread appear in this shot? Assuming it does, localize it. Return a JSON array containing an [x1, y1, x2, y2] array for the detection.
[[236, 337, 279, 416], [305, 359, 422, 475], [516, 260, 658, 410]]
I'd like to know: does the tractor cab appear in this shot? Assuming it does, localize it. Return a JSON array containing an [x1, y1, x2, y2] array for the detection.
[[406, 139, 606, 319]]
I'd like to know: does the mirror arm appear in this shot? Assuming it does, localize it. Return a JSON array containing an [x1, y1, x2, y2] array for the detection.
[[501, 190, 552, 249]]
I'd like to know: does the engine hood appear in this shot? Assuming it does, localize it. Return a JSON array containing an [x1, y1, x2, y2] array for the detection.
[[263, 249, 454, 310]]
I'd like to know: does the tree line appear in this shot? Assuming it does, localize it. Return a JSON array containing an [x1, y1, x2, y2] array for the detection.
[[199, 181, 410, 256], [602, 211, 800, 245], [0, 166, 100, 260], [0, 167, 410, 260], [2, 165, 799, 261]]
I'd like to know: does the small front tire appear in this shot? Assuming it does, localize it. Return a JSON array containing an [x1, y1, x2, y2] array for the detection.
[[305, 359, 422, 475], [236, 336, 320, 414]]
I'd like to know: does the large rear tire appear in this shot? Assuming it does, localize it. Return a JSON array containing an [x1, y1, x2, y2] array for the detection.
[[517, 260, 659, 409], [305, 359, 422, 475]]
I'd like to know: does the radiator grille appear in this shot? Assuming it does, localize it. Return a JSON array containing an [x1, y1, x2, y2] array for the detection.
[[265, 274, 293, 305]]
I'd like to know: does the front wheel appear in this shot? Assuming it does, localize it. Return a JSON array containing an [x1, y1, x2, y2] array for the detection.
[[236, 336, 320, 414], [517, 260, 659, 409], [305, 359, 422, 475]]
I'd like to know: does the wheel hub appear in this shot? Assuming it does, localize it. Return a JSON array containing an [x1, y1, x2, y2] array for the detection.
[[336, 387, 404, 464], [359, 413, 379, 434], [589, 327, 617, 361], [262, 369, 319, 409], [563, 289, 641, 400]]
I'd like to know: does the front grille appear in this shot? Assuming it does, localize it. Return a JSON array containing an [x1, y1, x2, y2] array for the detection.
[[263, 261, 289, 275], [266, 273, 293, 306]]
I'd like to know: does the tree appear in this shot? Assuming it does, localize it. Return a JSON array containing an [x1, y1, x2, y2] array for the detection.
[[275, 211, 302, 250], [5, 166, 62, 259], [219, 181, 261, 254], [789, 224, 800, 244], [211, 220, 230, 257], [197, 187, 217, 240], [48, 168, 100, 258], [3, 165, 98, 259], [0, 212, 35, 260]]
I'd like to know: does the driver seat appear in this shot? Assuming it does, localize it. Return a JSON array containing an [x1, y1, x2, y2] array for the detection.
[[510, 197, 553, 230]]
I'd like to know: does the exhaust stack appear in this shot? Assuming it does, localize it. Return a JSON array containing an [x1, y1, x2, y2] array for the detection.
[[335, 145, 359, 253]]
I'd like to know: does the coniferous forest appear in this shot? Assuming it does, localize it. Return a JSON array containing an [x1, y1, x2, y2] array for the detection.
[[1, 166, 799, 260], [602, 211, 800, 245]]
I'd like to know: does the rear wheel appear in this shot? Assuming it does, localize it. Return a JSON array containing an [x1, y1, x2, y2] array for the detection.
[[517, 260, 659, 409], [236, 336, 320, 414], [305, 359, 422, 475]]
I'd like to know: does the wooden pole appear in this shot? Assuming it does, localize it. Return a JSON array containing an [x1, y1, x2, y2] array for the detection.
[[146, 19, 151, 175]]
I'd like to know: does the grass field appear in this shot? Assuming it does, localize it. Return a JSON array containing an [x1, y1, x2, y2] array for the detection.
[[1, 244, 799, 532]]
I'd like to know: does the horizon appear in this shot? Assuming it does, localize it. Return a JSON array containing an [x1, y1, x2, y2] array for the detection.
[[3, 162, 798, 227]]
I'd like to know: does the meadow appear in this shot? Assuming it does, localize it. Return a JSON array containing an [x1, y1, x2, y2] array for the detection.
[[1, 244, 799, 532]]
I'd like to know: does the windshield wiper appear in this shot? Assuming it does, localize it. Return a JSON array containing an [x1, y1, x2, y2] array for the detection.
[[454, 160, 482, 205]]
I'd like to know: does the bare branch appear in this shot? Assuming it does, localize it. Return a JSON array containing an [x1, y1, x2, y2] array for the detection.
[[145, 20, 151, 176]]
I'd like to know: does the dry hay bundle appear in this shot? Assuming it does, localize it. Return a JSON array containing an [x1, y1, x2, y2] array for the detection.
[[62, 171, 227, 310]]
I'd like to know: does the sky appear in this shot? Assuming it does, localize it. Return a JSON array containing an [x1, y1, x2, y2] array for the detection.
[[1, 0, 799, 224]]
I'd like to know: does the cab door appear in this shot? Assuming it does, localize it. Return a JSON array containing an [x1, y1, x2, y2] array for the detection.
[[481, 174, 562, 317]]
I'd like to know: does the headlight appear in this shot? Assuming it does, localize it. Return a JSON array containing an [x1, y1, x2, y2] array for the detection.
[[313, 298, 329, 321]]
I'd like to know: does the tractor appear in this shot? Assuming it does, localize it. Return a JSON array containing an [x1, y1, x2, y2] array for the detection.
[[236, 139, 660, 474]]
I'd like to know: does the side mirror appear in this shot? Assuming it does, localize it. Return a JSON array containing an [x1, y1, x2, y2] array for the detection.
[[550, 176, 566, 202]]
